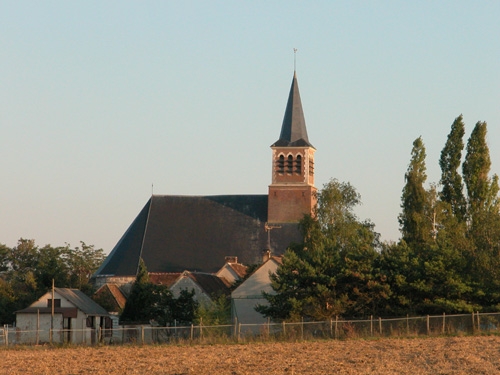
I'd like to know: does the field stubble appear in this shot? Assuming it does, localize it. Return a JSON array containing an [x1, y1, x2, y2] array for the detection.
[[2, 335, 500, 374]]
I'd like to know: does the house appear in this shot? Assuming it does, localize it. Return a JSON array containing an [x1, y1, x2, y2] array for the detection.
[[216, 257, 248, 284], [93, 283, 128, 333], [93, 283, 127, 314], [168, 271, 231, 306], [231, 255, 282, 326], [15, 288, 109, 345], [92, 71, 316, 293], [148, 271, 232, 307]]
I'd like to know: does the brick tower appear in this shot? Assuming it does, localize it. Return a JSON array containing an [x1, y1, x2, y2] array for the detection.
[[267, 72, 317, 223]]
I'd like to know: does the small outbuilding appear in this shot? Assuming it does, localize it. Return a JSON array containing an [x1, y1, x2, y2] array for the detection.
[[15, 287, 109, 344]]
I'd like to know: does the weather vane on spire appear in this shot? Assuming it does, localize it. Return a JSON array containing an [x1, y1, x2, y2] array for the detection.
[[293, 48, 298, 71]]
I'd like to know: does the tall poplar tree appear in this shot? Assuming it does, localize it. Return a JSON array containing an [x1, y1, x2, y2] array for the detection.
[[399, 137, 432, 247], [439, 115, 466, 222], [463, 121, 500, 222], [462, 121, 500, 306]]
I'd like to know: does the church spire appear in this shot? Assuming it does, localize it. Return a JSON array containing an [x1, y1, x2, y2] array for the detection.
[[267, 71, 317, 224], [272, 72, 313, 148]]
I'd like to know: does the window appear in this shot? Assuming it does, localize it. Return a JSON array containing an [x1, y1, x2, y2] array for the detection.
[[287, 155, 293, 173], [47, 299, 61, 308], [295, 155, 302, 174], [277, 155, 285, 173]]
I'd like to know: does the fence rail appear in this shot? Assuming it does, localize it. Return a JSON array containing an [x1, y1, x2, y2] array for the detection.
[[2, 312, 499, 347]]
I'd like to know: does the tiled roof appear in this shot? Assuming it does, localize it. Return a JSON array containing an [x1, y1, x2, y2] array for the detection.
[[148, 272, 181, 287], [227, 263, 248, 279], [185, 272, 232, 297], [94, 284, 128, 310]]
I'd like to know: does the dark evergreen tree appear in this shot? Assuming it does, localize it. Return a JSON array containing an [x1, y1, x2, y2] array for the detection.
[[120, 258, 199, 326]]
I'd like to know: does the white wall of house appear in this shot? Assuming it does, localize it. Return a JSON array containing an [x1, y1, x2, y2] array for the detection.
[[231, 259, 279, 326], [15, 290, 103, 345], [15, 312, 63, 344], [170, 276, 212, 306], [216, 265, 239, 285]]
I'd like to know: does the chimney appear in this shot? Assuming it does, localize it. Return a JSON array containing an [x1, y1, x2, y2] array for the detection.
[[225, 256, 238, 264], [262, 249, 271, 263]]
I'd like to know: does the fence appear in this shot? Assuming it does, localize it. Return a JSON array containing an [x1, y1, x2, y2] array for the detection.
[[2, 312, 500, 347]]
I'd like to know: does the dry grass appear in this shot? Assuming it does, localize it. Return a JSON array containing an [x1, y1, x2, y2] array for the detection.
[[2, 335, 500, 374]]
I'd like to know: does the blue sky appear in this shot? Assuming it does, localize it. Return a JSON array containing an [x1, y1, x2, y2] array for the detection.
[[1, 1, 499, 253]]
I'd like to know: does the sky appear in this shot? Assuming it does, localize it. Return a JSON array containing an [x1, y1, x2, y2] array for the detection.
[[1, 1, 499, 253]]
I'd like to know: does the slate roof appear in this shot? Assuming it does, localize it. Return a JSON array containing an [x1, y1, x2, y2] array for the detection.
[[272, 72, 314, 148], [56, 288, 109, 316], [182, 272, 232, 297], [94, 195, 303, 277]]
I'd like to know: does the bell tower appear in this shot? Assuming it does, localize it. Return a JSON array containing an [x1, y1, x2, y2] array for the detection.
[[268, 72, 317, 223]]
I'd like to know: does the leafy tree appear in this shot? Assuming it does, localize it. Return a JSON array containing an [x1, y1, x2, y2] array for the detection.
[[399, 137, 433, 247], [8, 239, 38, 274], [35, 245, 70, 290], [257, 179, 389, 321], [0, 239, 106, 324], [196, 294, 231, 325], [0, 243, 9, 273], [439, 115, 467, 222], [66, 242, 106, 293], [0, 277, 16, 324]]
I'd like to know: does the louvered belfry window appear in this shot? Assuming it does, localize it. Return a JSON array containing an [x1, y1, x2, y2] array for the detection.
[[287, 155, 293, 173], [295, 154, 302, 174], [277, 154, 285, 173]]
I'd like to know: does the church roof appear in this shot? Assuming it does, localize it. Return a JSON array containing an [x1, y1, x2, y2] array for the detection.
[[272, 72, 314, 148], [94, 195, 303, 277]]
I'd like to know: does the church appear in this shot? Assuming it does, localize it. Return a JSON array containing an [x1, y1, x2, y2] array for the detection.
[[93, 71, 317, 286]]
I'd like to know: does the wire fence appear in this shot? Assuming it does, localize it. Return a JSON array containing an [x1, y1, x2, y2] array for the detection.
[[2, 312, 500, 347]]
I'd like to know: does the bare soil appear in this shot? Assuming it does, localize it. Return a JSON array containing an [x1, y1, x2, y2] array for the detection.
[[2, 335, 500, 374]]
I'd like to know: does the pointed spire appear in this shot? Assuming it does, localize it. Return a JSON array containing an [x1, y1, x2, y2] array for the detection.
[[272, 72, 313, 148]]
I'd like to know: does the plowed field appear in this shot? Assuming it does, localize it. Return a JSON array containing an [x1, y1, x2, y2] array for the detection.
[[2, 335, 500, 374]]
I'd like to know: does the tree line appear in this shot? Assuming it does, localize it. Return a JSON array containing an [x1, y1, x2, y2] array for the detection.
[[258, 116, 500, 321], [0, 239, 105, 324]]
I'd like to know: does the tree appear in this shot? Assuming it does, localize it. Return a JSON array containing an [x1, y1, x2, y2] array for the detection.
[[0, 243, 9, 273], [66, 242, 106, 293], [0, 239, 106, 325], [399, 137, 433, 247], [8, 239, 38, 274], [35, 245, 70, 290], [461, 121, 500, 307], [439, 115, 467, 222], [463, 121, 500, 224], [257, 179, 389, 321], [120, 259, 199, 326], [196, 293, 231, 326]]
